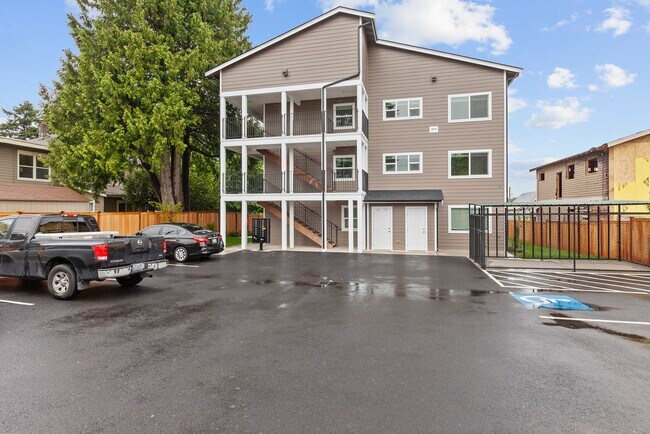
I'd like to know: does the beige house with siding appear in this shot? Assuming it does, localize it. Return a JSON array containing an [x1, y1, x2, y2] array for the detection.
[[207, 7, 521, 254]]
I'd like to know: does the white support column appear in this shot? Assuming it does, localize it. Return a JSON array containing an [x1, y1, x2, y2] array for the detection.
[[289, 201, 295, 248], [220, 199, 227, 248], [356, 137, 363, 193], [281, 91, 288, 136], [241, 200, 247, 250], [219, 144, 226, 194], [289, 97, 295, 136], [434, 203, 439, 253], [288, 145, 294, 193], [281, 142, 287, 192], [357, 198, 365, 253], [322, 201, 328, 251], [241, 144, 247, 193], [241, 95, 248, 138], [356, 84, 363, 134], [220, 96, 226, 139], [281, 200, 287, 250], [348, 199, 354, 252]]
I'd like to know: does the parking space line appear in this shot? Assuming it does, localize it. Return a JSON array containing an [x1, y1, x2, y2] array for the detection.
[[548, 272, 650, 293], [539, 316, 650, 326], [488, 271, 622, 293], [0, 299, 35, 306], [479, 267, 505, 287], [492, 270, 644, 293], [167, 264, 200, 268], [584, 273, 650, 287]]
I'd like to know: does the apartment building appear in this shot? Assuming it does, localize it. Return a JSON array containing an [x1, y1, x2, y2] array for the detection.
[[206, 7, 521, 253]]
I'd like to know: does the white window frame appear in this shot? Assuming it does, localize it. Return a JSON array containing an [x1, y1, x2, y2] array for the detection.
[[17, 151, 50, 182], [448, 92, 492, 123], [88, 201, 96, 212], [447, 150, 492, 179], [382, 97, 423, 121], [333, 155, 356, 181], [341, 204, 358, 232], [382, 152, 423, 175], [333, 102, 356, 130], [448, 205, 492, 234]]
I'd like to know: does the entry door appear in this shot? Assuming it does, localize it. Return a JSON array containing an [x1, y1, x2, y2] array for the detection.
[[372, 207, 392, 250], [556, 172, 563, 199], [405, 206, 428, 251]]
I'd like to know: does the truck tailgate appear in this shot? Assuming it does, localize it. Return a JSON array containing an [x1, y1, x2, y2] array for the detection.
[[107, 236, 165, 265]]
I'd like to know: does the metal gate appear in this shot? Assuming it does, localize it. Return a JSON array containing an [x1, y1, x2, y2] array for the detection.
[[469, 201, 650, 272]]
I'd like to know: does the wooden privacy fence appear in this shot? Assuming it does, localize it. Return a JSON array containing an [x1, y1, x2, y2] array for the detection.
[[507, 218, 650, 265], [0, 211, 262, 236]]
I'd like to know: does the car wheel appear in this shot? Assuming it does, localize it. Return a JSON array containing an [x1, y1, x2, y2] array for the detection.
[[174, 246, 189, 262], [116, 274, 144, 287], [47, 264, 79, 300]]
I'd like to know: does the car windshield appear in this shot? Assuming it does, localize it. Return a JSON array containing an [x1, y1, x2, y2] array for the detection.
[[180, 224, 211, 235]]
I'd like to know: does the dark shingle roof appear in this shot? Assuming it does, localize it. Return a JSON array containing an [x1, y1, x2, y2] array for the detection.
[[364, 190, 443, 203]]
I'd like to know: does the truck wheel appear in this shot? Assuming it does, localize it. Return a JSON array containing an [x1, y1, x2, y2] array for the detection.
[[173, 246, 188, 262], [48, 264, 79, 300], [116, 274, 144, 287]]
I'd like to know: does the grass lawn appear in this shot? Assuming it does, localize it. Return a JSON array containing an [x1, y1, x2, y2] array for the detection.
[[507, 239, 600, 259], [226, 236, 252, 247]]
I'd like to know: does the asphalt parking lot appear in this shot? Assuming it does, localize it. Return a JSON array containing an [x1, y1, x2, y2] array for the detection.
[[1, 251, 649, 433]]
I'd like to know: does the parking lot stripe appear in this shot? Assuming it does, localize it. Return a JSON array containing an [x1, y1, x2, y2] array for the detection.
[[488, 271, 622, 293], [479, 267, 505, 287], [0, 299, 35, 306], [539, 316, 650, 326], [549, 272, 650, 293], [167, 264, 199, 268]]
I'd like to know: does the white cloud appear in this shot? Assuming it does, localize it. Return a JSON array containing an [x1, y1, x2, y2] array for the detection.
[[596, 7, 632, 36], [508, 157, 558, 196], [264, 0, 278, 11], [508, 90, 528, 113], [542, 12, 580, 31], [320, 0, 512, 55], [636, 0, 650, 6], [588, 84, 600, 92], [525, 97, 593, 130], [594, 63, 637, 88], [508, 142, 524, 154], [547, 67, 578, 89]]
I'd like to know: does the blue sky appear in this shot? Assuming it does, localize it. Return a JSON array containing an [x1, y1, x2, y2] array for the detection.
[[1, 0, 648, 196]]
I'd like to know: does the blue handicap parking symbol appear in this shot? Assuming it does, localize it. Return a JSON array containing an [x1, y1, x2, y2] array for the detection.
[[510, 293, 593, 311]]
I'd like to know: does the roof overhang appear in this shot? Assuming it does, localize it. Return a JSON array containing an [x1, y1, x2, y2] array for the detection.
[[0, 136, 49, 152], [529, 144, 608, 173], [364, 189, 443, 203], [606, 128, 650, 148]]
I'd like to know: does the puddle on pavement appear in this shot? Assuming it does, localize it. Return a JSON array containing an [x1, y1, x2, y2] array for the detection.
[[543, 313, 650, 344]]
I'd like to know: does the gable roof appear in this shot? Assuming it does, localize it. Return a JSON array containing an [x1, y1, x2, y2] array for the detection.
[[0, 183, 88, 203], [0, 136, 49, 152], [513, 191, 536, 203], [206, 6, 522, 77], [529, 145, 608, 173], [606, 128, 650, 148]]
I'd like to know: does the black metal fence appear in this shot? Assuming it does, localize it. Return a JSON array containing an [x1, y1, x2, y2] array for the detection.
[[469, 201, 650, 271]]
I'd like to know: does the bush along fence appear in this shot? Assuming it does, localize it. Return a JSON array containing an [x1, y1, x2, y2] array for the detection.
[[0, 211, 263, 236]]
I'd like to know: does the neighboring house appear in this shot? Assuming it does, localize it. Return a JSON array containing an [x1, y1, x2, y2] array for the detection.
[[607, 129, 650, 212], [530, 145, 609, 202], [0, 135, 91, 212], [206, 7, 521, 253], [90, 184, 130, 212], [513, 191, 536, 204]]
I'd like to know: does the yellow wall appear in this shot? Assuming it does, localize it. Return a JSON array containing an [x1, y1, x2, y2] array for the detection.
[[608, 134, 650, 213]]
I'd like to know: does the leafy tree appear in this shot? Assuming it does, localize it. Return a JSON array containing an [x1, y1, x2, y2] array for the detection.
[[42, 0, 251, 208], [123, 169, 157, 211], [0, 101, 42, 139]]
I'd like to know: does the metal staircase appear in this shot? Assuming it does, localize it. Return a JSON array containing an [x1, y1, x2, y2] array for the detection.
[[262, 202, 339, 248]]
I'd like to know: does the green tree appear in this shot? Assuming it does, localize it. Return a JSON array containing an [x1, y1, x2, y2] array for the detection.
[[41, 0, 251, 207], [123, 169, 157, 211], [0, 101, 42, 139]]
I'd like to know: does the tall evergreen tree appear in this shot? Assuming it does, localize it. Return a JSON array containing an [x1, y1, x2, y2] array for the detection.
[[41, 0, 251, 206], [0, 101, 42, 140]]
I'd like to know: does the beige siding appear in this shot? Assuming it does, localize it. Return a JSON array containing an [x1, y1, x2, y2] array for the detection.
[[0, 144, 50, 185], [535, 152, 607, 201], [222, 14, 360, 92], [367, 204, 436, 252], [0, 200, 89, 213], [366, 43, 506, 251]]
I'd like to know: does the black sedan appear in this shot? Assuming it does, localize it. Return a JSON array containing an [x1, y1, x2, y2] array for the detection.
[[138, 223, 224, 262]]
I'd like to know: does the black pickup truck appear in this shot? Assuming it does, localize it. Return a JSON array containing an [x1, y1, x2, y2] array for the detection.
[[0, 214, 167, 300]]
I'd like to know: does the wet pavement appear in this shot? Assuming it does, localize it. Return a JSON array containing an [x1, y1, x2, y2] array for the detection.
[[1, 251, 649, 433]]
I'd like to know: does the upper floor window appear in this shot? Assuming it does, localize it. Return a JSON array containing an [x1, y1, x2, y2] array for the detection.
[[333, 155, 355, 180], [383, 98, 422, 121], [448, 150, 491, 178], [567, 164, 575, 179], [448, 92, 491, 122], [18, 152, 50, 181], [539, 172, 545, 182], [383, 152, 422, 174], [587, 158, 598, 174], [333, 103, 355, 130]]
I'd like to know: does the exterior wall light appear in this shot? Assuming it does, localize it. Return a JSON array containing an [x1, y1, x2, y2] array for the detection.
[[282, 69, 289, 77]]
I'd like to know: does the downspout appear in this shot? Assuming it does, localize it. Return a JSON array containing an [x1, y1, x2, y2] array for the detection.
[[320, 20, 372, 250]]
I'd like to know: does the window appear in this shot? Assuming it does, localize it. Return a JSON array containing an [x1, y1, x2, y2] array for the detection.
[[341, 205, 357, 231], [448, 150, 491, 178], [539, 172, 545, 182], [162, 226, 180, 236], [587, 158, 598, 174], [448, 92, 491, 122], [141, 226, 162, 236], [333, 155, 355, 180], [383, 98, 422, 121], [18, 152, 50, 181], [448, 206, 470, 233], [9, 218, 31, 241], [117, 200, 130, 212], [0, 218, 15, 240], [89, 201, 96, 212], [333, 103, 355, 129], [383, 152, 422, 174], [567, 164, 575, 179]]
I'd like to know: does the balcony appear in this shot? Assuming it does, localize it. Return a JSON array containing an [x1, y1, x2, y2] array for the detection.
[[222, 109, 368, 140], [222, 170, 368, 195]]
